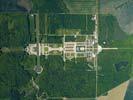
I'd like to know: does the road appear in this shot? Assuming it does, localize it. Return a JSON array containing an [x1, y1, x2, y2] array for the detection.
[[35, 13, 40, 68]]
